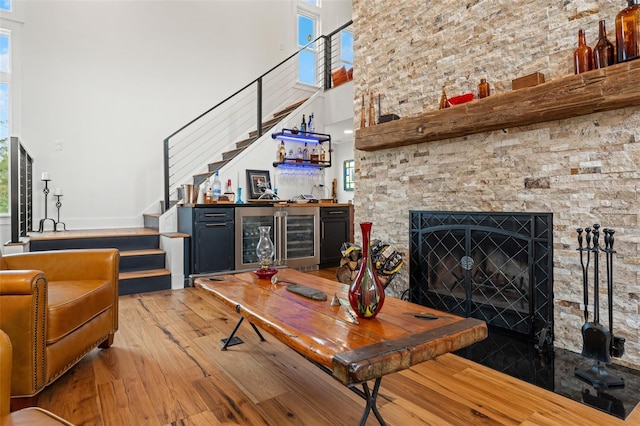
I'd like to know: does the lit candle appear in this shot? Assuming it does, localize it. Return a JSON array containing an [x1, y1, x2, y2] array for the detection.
[[54, 188, 63, 196], [41, 172, 50, 180]]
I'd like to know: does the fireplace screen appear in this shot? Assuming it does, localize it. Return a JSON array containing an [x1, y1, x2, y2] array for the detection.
[[409, 212, 553, 344]]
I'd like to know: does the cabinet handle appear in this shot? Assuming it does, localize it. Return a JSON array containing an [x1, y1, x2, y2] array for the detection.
[[322, 222, 325, 239], [327, 211, 344, 215], [204, 213, 227, 218], [205, 223, 226, 227]]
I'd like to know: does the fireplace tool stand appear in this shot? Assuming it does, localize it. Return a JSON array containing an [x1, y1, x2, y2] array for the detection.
[[574, 225, 625, 390]]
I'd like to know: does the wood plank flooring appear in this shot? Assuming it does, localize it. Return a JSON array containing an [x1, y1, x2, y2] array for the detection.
[[33, 269, 640, 425]]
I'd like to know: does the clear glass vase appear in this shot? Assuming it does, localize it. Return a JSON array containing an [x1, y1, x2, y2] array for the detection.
[[348, 222, 385, 319]]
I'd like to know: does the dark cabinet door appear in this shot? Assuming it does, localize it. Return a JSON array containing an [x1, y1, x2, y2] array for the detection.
[[320, 207, 350, 267], [195, 221, 235, 273]]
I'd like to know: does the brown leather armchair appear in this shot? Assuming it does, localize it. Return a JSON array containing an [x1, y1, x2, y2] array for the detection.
[[1, 329, 73, 424], [0, 248, 119, 406]]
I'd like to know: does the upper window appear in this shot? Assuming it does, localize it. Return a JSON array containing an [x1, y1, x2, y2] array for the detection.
[[302, 0, 319, 7], [297, 12, 318, 86], [340, 29, 353, 69], [0, 0, 11, 12]]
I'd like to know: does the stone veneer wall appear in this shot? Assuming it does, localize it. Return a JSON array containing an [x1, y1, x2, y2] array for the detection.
[[351, 0, 640, 369]]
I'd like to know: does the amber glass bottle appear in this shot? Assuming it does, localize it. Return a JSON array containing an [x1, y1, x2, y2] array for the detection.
[[477, 78, 490, 98], [593, 20, 616, 68], [616, 0, 640, 63], [574, 29, 593, 74], [439, 86, 450, 109]]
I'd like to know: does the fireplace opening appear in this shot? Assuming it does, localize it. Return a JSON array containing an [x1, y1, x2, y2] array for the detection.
[[409, 211, 553, 346]]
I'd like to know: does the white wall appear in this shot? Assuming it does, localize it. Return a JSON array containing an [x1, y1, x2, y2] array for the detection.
[[13, 0, 351, 234]]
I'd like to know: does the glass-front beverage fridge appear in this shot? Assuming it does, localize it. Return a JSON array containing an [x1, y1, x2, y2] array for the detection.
[[235, 205, 319, 270]]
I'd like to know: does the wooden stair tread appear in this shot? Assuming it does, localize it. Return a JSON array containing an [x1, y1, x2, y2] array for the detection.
[[120, 268, 171, 280], [28, 227, 160, 241], [120, 249, 165, 257]]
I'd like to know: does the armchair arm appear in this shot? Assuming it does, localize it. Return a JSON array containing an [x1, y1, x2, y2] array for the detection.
[[0, 329, 11, 416], [0, 271, 48, 397], [3, 249, 120, 282]]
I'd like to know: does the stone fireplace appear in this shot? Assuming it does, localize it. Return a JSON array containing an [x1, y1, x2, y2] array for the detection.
[[351, 0, 640, 370]]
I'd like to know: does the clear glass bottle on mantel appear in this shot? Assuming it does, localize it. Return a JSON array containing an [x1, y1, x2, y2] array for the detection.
[[594, 20, 616, 68], [574, 28, 593, 74], [616, 0, 640, 63]]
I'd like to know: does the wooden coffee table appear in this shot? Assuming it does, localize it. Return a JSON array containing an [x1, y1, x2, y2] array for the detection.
[[194, 269, 487, 425]]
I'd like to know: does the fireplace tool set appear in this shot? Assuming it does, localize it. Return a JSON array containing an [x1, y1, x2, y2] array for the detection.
[[575, 224, 626, 390]]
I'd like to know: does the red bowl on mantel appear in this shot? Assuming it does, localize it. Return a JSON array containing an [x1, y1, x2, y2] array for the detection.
[[448, 93, 475, 106]]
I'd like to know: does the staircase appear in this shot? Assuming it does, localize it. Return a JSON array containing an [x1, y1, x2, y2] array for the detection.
[[28, 228, 171, 295], [193, 98, 308, 188]]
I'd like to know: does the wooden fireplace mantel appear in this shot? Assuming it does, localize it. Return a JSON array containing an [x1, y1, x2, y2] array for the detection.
[[355, 60, 640, 152]]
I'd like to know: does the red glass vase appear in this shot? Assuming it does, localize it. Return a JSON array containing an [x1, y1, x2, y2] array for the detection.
[[348, 222, 385, 319]]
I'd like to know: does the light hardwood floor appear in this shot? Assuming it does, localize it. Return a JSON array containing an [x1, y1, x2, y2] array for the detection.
[[34, 269, 639, 425]]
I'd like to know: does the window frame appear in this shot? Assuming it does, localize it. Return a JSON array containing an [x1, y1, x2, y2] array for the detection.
[[343, 159, 354, 191]]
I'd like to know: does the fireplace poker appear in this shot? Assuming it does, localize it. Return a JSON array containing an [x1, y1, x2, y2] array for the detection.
[[604, 228, 626, 358], [576, 228, 589, 322]]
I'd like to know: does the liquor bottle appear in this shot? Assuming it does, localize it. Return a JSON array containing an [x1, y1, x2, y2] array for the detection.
[[307, 113, 314, 133], [477, 78, 490, 98], [300, 114, 307, 133], [360, 94, 366, 128], [223, 179, 235, 203], [594, 20, 616, 68], [204, 177, 212, 204], [212, 171, 222, 201], [368, 91, 375, 126], [302, 143, 309, 161], [320, 145, 326, 162], [574, 29, 593, 74], [616, 0, 640, 63], [296, 146, 303, 163], [288, 148, 294, 161], [278, 140, 286, 163], [439, 86, 450, 109], [311, 148, 318, 163]]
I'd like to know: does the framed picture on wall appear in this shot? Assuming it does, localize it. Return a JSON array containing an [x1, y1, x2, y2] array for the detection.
[[246, 169, 271, 199]]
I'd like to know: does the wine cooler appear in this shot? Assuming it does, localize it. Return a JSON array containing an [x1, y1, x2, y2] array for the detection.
[[235, 206, 320, 270]]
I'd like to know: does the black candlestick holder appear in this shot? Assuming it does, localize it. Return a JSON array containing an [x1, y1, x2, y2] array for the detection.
[[37, 179, 56, 232], [54, 195, 67, 232]]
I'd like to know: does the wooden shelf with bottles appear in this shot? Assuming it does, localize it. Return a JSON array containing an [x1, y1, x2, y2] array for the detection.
[[355, 60, 640, 152], [272, 128, 332, 168]]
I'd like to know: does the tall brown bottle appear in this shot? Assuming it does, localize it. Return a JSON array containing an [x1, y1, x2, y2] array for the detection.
[[439, 86, 450, 109], [574, 29, 593, 74], [593, 20, 616, 68], [616, 0, 640, 63]]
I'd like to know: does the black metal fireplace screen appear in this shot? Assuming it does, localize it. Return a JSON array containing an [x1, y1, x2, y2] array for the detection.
[[409, 211, 553, 346]]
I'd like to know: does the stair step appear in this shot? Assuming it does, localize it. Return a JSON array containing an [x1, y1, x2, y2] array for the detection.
[[204, 160, 228, 175], [143, 213, 160, 230], [235, 136, 257, 149], [273, 98, 308, 118], [119, 268, 172, 295], [29, 228, 160, 252], [120, 249, 166, 272]]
